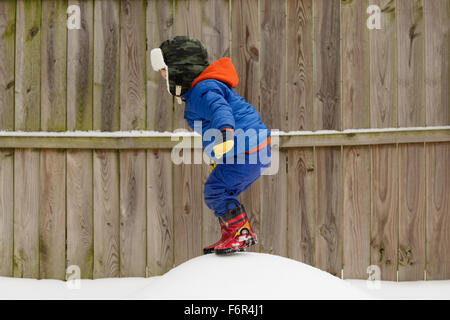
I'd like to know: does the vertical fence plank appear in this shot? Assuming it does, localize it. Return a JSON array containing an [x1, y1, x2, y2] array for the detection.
[[260, 0, 288, 256], [397, 0, 425, 128], [424, 0, 450, 125], [0, 0, 15, 277], [426, 142, 450, 280], [397, 0, 425, 281], [93, 0, 121, 279], [39, 149, 66, 279], [15, 0, 41, 131], [419, 0, 449, 281], [315, 147, 342, 277], [67, 0, 93, 131], [287, 0, 313, 131], [286, 1, 314, 262], [371, 144, 398, 281], [93, 150, 120, 278], [66, 0, 94, 280], [343, 146, 370, 279], [67, 150, 93, 278], [119, 150, 146, 277], [147, 150, 173, 276], [146, 0, 175, 276], [14, 149, 40, 278], [314, 0, 341, 131], [93, 0, 120, 132], [313, 0, 342, 277], [120, 0, 146, 131], [119, 0, 147, 277], [41, 0, 67, 132], [0, 0, 15, 131], [39, 0, 67, 280], [0, 151, 13, 277], [13, 0, 41, 279], [369, 0, 397, 128], [341, 0, 371, 280], [398, 143, 425, 280], [232, 0, 261, 252], [172, 0, 203, 266], [147, 0, 173, 131], [231, 0, 260, 109], [200, 0, 230, 254], [287, 148, 315, 265], [342, 0, 370, 129]]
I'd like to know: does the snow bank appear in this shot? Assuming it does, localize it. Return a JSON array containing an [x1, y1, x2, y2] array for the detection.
[[130, 253, 370, 300], [1, 253, 449, 300]]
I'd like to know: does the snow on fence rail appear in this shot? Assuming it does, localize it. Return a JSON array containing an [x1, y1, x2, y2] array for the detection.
[[0, 126, 448, 149]]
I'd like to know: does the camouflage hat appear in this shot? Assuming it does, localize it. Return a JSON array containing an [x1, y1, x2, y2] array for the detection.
[[158, 36, 209, 97]]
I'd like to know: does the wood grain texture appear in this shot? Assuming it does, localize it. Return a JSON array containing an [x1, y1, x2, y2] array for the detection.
[[287, 148, 315, 264], [231, 0, 260, 110], [0, 0, 15, 131], [147, 150, 174, 276], [341, 0, 370, 129], [260, 0, 287, 130], [398, 143, 425, 281], [424, 0, 450, 126], [260, 149, 287, 256], [147, 0, 174, 132], [343, 146, 371, 279], [13, 2, 41, 279], [39, 149, 66, 280], [426, 142, 450, 280], [287, 0, 313, 131], [315, 147, 342, 276], [119, 0, 147, 277], [67, 150, 93, 279], [231, 0, 261, 253], [314, 0, 341, 130], [93, 150, 120, 278], [259, 0, 288, 257], [371, 144, 398, 281], [15, 0, 41, 131], [369, 0, 397, 128], [172, 0, 203, 266], [200, 0, 230, 255], [396, 0, 426, 282], [68, 0, 93, 131], [120, 0, 146, 131], [0, 0, 14, 278], [92, 0, 121, 279], [66, 0, 94, 280], [93, 0, 120, 131], [173, 0, 202, 130], [397, 0, 425, 127], [0, 150, 13, 276], [14, 149, 40, 278], [39, 0, 67, 281], [41, 0, 67, 132], [120, 150, 146, 277], [173, 162, 203, 266]]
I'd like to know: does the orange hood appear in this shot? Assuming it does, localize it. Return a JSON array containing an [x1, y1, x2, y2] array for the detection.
[[190, 57, 239, 89]]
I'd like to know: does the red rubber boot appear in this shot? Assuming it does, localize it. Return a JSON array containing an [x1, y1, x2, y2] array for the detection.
[[214, 202, 257, 255]]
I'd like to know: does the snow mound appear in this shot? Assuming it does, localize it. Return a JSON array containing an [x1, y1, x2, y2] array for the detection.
[[129, 252, 371, 300]]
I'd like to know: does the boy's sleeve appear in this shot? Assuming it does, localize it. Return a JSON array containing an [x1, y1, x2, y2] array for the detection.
[[199, 85, 235, 131]]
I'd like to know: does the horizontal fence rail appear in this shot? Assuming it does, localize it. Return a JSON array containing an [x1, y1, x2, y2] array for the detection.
[[0, 127, 449, 149]]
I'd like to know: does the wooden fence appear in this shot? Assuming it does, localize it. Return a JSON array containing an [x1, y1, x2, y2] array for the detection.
[[0, 0, 449, 281]]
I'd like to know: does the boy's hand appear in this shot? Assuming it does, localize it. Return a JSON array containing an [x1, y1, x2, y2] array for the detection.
[[213, 128, 234, 159]]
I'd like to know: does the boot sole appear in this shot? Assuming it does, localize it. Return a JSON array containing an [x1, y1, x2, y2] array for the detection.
[[214, 237, 258, 255]]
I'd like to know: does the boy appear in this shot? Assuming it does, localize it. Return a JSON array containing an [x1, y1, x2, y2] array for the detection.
[[150, 36, 271, 255]]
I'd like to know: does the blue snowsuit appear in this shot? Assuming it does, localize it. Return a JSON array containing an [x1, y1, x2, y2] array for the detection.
[[180, 57, 271, 217]]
